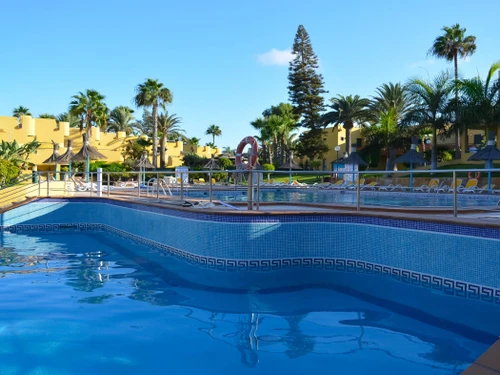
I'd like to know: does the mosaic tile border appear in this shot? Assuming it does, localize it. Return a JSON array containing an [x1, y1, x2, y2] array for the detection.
[[2, 222, 499, 305], [33, 198, 500, 240]]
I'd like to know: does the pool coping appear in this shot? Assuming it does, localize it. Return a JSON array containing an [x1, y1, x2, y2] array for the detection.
[[9, 195, 499, 231]]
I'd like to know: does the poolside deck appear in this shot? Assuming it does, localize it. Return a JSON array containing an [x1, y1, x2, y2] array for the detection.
[[31, 190, 498, 230]]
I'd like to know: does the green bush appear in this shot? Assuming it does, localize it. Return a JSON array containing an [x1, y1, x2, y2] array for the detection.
[[217, 157, 232, 170], [439, 150, 453, 162], [424, 146, 453, 163], [0, 160, 20, 186]]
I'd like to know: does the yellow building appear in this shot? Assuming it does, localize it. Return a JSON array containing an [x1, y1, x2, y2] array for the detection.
[[317, 125, 489, 170], [0, 115, 220, 171], [319, 126, 364, 170]]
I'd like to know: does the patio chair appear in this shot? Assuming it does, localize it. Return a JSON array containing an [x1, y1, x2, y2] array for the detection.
[[461, 179, 479, 193], [465, 182, 494, 194], [361, 181, 377, 190], [437, 179, 463, 193], [414, 179, 440, 193], [327, 180, 345, 189], [312, 182, 331, 189], [290, 180, 308, 187], [346, 179, 365, 190]]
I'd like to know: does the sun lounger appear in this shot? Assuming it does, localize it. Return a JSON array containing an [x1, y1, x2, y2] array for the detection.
[[361, 181, 377, 190], [346, 179, 366, 190], [377, 183, 404, 191], [312, 182, 331, 189], [460, 179, 478, 193], [327, 180, 345, 190], [414, 179, 440, 193], [465, 183, 494, 194], [437, 179, 463, 193], [290, 180, 308, 187]]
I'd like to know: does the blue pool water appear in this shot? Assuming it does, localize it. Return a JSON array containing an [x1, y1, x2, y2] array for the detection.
[[0, 230, 495, 374], [173, 188, 498, 207]]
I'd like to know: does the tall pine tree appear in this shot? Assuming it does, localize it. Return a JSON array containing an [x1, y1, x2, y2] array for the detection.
[[288, 25, 329, 160]]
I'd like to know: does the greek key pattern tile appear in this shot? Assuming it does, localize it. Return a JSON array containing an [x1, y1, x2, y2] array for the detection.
[[2, 222, 499, 304]]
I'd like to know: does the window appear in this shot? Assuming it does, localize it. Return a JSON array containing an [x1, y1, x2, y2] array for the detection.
[[473, 134, 483, 144], [340, 137, 344, 141], [356, 138, 362, 147]]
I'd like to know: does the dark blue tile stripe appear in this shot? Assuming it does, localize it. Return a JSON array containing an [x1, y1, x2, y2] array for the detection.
[[34, 197, 500, 240]]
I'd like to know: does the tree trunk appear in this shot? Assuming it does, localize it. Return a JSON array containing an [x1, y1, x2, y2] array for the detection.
[[160, 134, 166, 169], [431, 125, 438, 170], [86, 110, 92, 137], [389, 147, 398, 171], [345, 123, 353, 155], [152, 103, 158, 168], [212, 135, 215, 145], [454, 54, 461, 160], [273, 136, 278, 164]]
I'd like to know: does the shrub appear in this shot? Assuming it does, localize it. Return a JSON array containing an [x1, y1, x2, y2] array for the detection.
[[217, 157, 232, 170], [0, 160, 20, 186]]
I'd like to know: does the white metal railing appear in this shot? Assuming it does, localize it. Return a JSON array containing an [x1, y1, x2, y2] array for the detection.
[[25, 167, 500, 217]]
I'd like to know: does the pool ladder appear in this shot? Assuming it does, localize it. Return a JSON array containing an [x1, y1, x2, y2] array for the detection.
[[146, 178, 173, 197]]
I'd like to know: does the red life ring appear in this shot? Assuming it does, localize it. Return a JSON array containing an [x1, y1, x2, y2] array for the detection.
[[468, 171, 480, 179], [235, 136, 259, 169]]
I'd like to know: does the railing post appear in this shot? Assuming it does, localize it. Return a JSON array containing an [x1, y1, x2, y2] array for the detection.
[[47, 173, 50, 197], [96, 169, 102, 197], [180, 173, 184, 201], [356, 172, 361, 211], [247, 170, 253, 211], [209, 171, 213, 203], [107, 173, 111, 197], [453, 170, 457, 217], [89, 172, 92, 196], [38, 173, 41, 197], [256, 172, 260, 211], [156, 172, 160, 202], [137, 171, 141, 198]]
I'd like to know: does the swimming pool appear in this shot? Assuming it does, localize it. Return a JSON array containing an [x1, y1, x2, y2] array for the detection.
[[0, 230, 495, 374], [1, 198, 499, 374], [175, 188, 499, 207]]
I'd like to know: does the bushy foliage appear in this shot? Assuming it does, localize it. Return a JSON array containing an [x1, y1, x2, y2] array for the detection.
[[424, 146, 453, 163], [0, 160, 20, 185], [217, 157, 232, 170], [121, 139, 150, 161], [261, 163, 275, 171], [182, 153, 208, 169]]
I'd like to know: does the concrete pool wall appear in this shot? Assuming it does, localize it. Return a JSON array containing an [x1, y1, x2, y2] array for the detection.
[[1, 197, 499, 299]]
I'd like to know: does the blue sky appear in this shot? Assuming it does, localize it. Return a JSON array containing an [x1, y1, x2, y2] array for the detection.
[[1, 0, 499, 148]]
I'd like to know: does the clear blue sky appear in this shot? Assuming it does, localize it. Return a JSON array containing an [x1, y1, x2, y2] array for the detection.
[[1, 0, 499, 148]]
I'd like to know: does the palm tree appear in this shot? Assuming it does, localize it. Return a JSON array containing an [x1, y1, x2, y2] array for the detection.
[[57, 112, 80, 128], [12, 106, 31, 122], [205, 124, 222, 145], [429, 24, 477, 158], [188, 137, 201, 153], [222, 146, 233, 154], [459, 61, 500, 136], [405, 72, 454, 170], [251, 104, 299, 164], [68, 89, 107, 137], [134, 79, 173, 168], [38, 113, 57, 119], [157, 112, 185, 168], [369, 83, 414, 170], [322, 95, 373, 155], [94, 105, 109, 133], [107, 106, 140, 135]]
